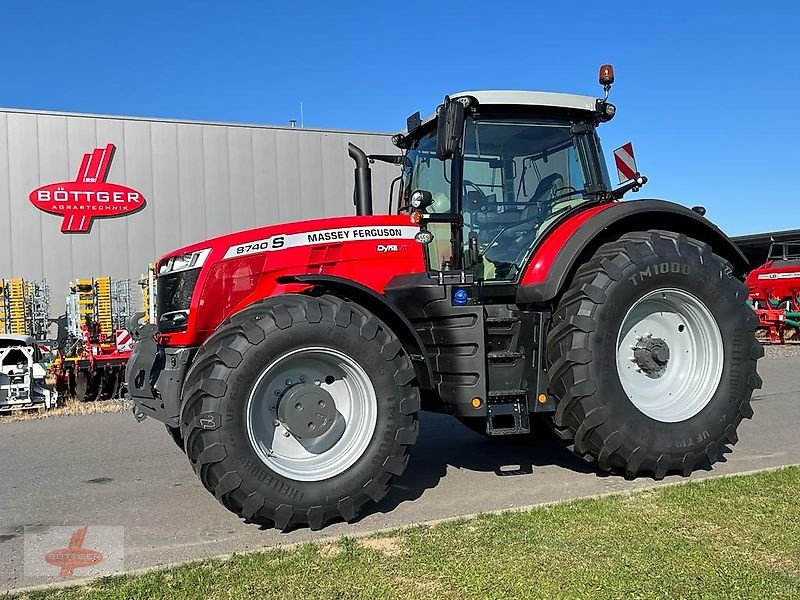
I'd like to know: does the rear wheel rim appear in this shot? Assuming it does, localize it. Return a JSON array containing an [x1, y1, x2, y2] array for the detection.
[[616, 288, 723, 423], [246, 347, 377, 482]]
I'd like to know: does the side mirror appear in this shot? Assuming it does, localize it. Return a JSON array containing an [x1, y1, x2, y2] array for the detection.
[[436, 96, 465, 161]]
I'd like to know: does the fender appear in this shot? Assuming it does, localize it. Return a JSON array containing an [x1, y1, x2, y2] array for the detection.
[[516, 199, 749, 305], [276, 274, 434, 389]]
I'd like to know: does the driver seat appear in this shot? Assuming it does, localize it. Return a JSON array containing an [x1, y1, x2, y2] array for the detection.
[[520, 173, 562, 222]]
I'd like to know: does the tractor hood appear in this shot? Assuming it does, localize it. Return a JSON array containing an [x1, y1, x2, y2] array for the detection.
[[155, 214, 426, 346], [157, 214, 422, 269]]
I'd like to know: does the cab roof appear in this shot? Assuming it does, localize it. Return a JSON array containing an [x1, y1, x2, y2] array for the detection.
[[453, 90, 598, 112], [405, 90, 599, 134]]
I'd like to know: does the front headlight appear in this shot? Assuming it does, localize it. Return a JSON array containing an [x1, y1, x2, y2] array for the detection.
[[158, 248, 211, 275]]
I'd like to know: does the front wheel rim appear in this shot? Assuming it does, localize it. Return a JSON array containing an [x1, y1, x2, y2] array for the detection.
[[246, 347, 377, 482], [616, 288, 724, 423]]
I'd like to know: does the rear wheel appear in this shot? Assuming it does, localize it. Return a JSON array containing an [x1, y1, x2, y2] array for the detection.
[[180, 294, 420, 530], [547, 230, 763, 479]]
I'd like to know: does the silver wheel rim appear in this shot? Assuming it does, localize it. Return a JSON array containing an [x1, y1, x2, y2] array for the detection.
[[616, 288, 723, 423], [246, 347, 377, 482]]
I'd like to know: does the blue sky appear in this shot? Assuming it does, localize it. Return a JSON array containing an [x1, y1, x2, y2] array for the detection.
[[2, 1, 798, 235]]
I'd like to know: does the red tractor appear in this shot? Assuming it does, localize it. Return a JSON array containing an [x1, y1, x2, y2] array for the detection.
[[127, 67, 762, 531], [746, 241, 800, 342]]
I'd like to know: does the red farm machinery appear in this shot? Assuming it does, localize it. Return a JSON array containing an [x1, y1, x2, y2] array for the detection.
[[51, 277, 134, 401], [127, 66, 762, 531], [746, 241, 800, 343]]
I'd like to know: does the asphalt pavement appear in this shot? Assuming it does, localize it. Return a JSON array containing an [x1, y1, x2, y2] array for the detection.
[[1, 356, 798, 592]]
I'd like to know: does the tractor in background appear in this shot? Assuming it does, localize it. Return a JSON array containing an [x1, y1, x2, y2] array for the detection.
[[127, 66, 762, 531], [746, 241, 800, 343]]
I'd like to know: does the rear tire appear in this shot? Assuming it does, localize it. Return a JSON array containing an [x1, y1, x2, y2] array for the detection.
[[180, 294, 420, 530], [546, 230, 763, 479]]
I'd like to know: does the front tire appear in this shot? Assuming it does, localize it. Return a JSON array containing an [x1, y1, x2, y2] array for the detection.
[[547, 230, 763, 479], [180, 294, 420, 530]]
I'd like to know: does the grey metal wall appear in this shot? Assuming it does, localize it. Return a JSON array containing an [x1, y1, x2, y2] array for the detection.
[[0, 108, 397, 318]]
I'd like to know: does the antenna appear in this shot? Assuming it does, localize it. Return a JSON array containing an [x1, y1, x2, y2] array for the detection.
[[300, 100, 304, 128]]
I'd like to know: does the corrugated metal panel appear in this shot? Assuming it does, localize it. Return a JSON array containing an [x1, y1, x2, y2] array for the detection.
[[0, 114, 11, 276], [0, 109, 397, 320]]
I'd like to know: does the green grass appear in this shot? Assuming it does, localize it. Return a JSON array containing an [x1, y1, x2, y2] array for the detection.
[[13, 467, 800, 600]]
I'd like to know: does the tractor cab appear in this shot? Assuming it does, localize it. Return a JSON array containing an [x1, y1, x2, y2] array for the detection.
[[395, 87, 616, 284]]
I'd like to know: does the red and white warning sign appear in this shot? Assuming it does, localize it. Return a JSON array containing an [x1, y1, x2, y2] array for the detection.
[[115, 330, 133, 352], [613, 142, 638, 182]]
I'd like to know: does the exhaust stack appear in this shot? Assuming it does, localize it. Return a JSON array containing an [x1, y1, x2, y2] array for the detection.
[[347, 142, 373, 216]]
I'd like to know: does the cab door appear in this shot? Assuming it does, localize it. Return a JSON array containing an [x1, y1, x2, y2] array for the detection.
[[460, 116, 595, 283]]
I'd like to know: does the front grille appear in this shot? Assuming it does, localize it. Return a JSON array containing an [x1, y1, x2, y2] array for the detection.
[[157, 269, 201, 332]]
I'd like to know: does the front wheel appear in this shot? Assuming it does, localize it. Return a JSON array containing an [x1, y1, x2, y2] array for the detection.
[[180, 294, 420, 530], [547, 230, 763, 479]]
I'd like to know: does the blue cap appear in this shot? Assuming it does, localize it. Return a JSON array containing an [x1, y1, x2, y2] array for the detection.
[[453, 289, 469, 306]]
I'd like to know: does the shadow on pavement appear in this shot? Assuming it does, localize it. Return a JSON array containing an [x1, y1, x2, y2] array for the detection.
[[371, 411, 598, 518]]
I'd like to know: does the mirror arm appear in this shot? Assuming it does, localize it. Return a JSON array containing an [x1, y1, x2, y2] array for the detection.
[[605, 174, 648, 200], [421, 213, 463, 225], [369, 154, 405, 165]]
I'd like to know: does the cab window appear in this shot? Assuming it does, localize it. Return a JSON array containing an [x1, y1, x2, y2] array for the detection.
[[402, 128, 456, 270]]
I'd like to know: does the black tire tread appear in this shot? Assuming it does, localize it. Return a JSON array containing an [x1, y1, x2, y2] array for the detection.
[[546, 229, 763, 479], [180, 293, 419, 530]]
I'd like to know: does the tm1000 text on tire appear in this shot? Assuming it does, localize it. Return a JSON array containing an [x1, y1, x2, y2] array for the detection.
[[547, 230, 762, 479]]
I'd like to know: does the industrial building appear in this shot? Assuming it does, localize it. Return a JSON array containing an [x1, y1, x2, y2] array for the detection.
[[0, 107, 397, 331]]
